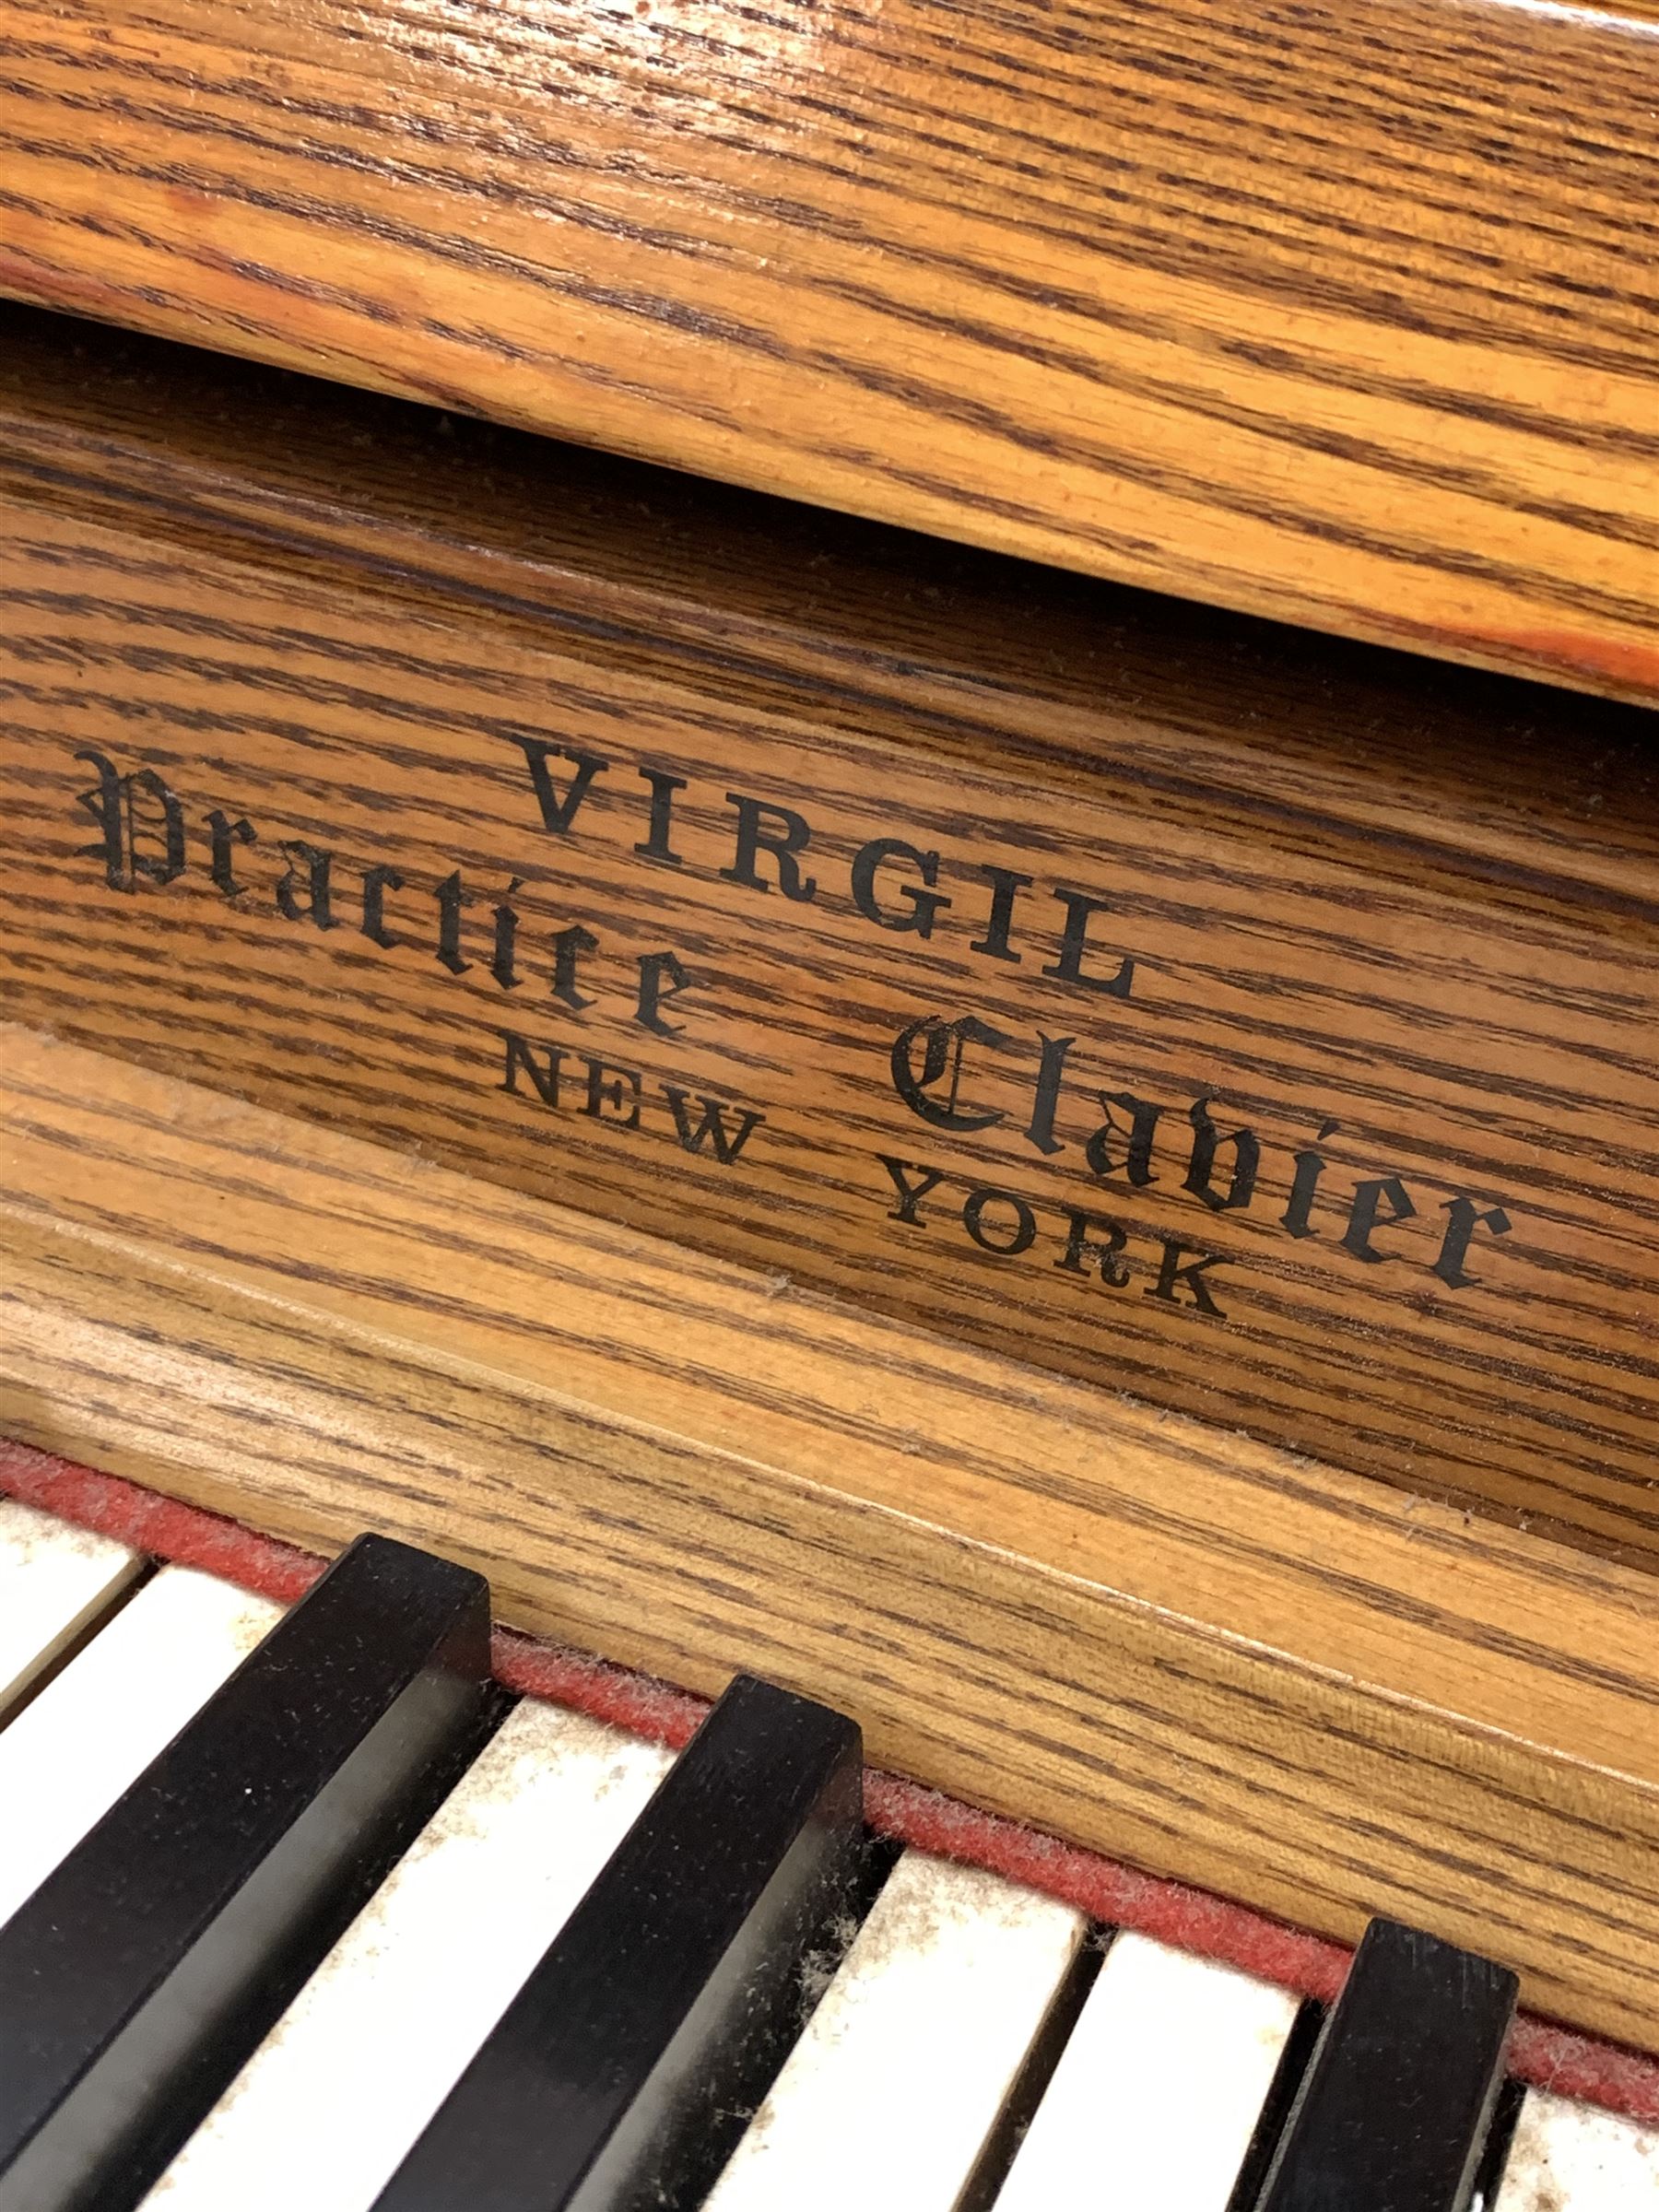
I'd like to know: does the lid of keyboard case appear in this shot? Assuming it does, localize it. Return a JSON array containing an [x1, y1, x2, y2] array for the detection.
[[0, 0, 1653, 706]]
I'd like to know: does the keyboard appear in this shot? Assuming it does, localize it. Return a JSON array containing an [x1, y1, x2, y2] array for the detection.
[[2, 1494, 1653, 2212]]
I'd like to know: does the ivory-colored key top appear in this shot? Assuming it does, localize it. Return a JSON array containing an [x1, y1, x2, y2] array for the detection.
[[1493, 2090, 1659, 2211], [701, 1850, 1087, 2212], [0, 1499, 141, 1723], [995, 1930, 1300, 2212], [144, 1700, 676, 2212], [0, 1564, 280, 1924]]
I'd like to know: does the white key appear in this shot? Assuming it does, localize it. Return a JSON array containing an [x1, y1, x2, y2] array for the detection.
[[995, 1930, 1299, 2212], [0, 1499, 141, 1722], [144, 1698, 676, 2212], [1492, 2089, 1659, 2211], [703, 1849, 1086, 2212], [0, 1563, 280, 1924]]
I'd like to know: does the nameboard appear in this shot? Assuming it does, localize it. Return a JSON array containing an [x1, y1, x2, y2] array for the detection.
[[2, 312, 1655, 1553]]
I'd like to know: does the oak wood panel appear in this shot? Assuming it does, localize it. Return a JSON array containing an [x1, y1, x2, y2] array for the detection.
[[0, 0, 1656, 699], [4, 1027, 1659, 2048], [3, 312, 1658, 1555]]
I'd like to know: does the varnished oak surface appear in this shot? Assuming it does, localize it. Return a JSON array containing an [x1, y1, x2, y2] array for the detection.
[[0, 0, 1656, 700], [3, 312, 1658, 1557], [3, 1027, 1659, 2049]]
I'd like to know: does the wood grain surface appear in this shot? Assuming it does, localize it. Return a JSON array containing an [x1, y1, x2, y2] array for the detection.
[[4, 311, 1659, 1558], [9, 307, 1659, 1557], [0, 0, 1655, 699], [5, 1025, 1659, 2049]]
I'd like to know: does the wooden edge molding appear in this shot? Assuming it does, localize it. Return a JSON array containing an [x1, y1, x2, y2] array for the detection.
[[5, 1022, 1659, 2048], [7, 1437, 1659, 2124]]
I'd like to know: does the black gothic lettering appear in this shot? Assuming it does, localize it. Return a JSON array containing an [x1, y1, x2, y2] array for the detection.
[[1054, 1210, 1131, 1286], [1145, 1241, 1229, 1319], [877, 1156, 947, 1227], [634, 768, 688, 867], [491, 879, 524, 993], [969, 865, 1030, 964], [1041, 887, 1135, 997], [583, 1058, 642, 1129], [849, 838, 950, 936], [551, 923, 597, 1011], [499, 1031, 564, 1108], [275, 841, 337, 931], [76, 750, 184, 893], [76, 748, 128, 889], [1282, 1119, 1340, 1239], [205, 809, 255, 899], [359, 864, 405, 949], [510, 738, 610, 835], [1083, 1090, 1163, 1187], [434, 869, 468, 975], [1022, 1034, 1075, 1158], [889, 1014, 1012, 1132], [662, 1088, 765, 1164], [1341, 1175, 1417, 1263], [635, 949, 693, 1036], [719, 794, 818, 902], [1183, 1098, 1259, 1213], [1432, 1195, 1512, 1288], [962, 1187, 1037, 1257]]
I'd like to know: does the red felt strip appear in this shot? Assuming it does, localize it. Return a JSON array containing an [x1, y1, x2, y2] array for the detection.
[[0, 1441, 324, 1605], [5, 1436, 1657, 2124]]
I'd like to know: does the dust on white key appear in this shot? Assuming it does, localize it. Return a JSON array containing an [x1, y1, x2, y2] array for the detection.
[[703, 1848, 1084, 2211], [1491, 2089, 1659, 2212]]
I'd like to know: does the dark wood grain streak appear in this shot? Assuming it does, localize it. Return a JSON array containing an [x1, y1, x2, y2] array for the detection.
[[0, 0, 1654, 697], [2, 310, 1659, 1555]]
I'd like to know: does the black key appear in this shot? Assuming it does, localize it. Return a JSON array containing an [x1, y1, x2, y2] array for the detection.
[[373, 1671, 864, 2212], [1253, 1916, 1518, 2212], [0, 1534, 498, 2212], [1225, 1997, 1325, 2212]]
